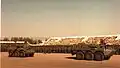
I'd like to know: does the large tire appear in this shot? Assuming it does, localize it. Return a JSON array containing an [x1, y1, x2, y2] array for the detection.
[[85, 51, 94, 60], [26, 54, 30, 57], [30, 53, 34, 57], [27, 53, 33, 57], [14, 51, 19, 57], [8, 51, 13, 57], [76, 51, 84, 60], [48, 48, 52, 53], [19, 51, 25, 57], [94, 52, 104, 61]]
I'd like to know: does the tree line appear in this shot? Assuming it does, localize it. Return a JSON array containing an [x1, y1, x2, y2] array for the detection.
[[1, 37, 43, 44]]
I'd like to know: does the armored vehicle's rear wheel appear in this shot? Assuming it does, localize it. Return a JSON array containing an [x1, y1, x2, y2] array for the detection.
[[8, 51, 12, 57], [19, 51, 25, 57], [94, 52, 104, 61], [85, 51, 94, 60], [76, 51, 84, 60], [8, 51, 19, 57], [14, 51, 19, 57], [48, 49, 52, 53]]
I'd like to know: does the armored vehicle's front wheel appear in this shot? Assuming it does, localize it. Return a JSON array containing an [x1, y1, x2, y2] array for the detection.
[[94, 52, 104, 61], [30, 53, 34, 57], [76, 51, 84, 60], [85, 51, 94, 60]]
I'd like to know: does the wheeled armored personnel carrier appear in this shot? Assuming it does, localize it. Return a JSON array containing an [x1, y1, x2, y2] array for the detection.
[[8, 42, 35, 57], [71, 44, 115, 61]]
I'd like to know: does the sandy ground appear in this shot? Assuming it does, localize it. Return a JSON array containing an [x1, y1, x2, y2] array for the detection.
[[1, 52, 120, 68]]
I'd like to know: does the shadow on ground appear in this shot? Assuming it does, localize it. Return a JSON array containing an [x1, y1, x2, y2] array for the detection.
[[65, 57, 76, 60], [65, 57, 110, 61]]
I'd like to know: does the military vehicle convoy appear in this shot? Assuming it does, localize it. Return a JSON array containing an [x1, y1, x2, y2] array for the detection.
[[8, 42, 35, 57], [31, 43, 116, 61]]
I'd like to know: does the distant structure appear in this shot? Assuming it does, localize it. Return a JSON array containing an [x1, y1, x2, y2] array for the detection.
[[42, 34, 120, 45], [0, 41, 25, 44]]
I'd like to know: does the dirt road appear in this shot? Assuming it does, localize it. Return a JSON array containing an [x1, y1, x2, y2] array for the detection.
[[1, 52, 120, 68]]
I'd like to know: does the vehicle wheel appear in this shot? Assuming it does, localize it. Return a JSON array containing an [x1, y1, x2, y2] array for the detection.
[[12, 51, 17, 57], [85, 51, 94, 60], [19, 51, 25, 57], [26, 54, 29, 57], [48, 49, 52, 53], [30, 53, 34, 57], [76, 51, 84, 60], [94, 52, 104, 61], [8, 51, 12, 57], [14, 51, 19, 57]]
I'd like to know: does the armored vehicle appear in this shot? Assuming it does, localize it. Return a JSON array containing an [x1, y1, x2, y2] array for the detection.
[[8, 42, 35, 57], [71, 44, 115, 61]]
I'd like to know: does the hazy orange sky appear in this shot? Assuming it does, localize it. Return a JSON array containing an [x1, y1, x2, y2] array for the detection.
[[1, 0, 120, 37]]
